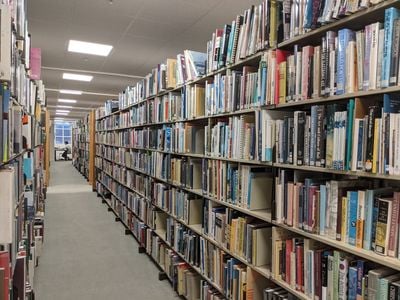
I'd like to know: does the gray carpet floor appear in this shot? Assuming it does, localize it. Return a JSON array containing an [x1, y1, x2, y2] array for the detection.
[[34, 161, 178, 300]]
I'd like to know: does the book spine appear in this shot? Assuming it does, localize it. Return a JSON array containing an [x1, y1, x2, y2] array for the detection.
[[374, 199, 391, 255], [388, 194, 399, 257], [382, 8, 399, 88], [315, 105, 325, 167], [365, 106, 378, 172], [363, 25, 371, 91], [390, 19, 400, 86], [348, 192, 358, 246], [297, 112, 305, 165], [310, 106, 317, 166], [336, 30, 347, 95], [321, 37, 328, 96]]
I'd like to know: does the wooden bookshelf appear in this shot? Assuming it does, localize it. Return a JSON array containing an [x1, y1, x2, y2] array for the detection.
[[44, 110, 51, 187]]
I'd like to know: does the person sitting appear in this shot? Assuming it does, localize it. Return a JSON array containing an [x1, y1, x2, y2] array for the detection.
[[62, 141, 71, 160]]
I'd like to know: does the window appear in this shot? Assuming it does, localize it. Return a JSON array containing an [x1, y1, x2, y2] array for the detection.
[[54, 121, 73, 147]]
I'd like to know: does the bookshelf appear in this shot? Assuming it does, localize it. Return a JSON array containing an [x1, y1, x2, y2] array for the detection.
[[0, 1, 48, 297], [72, 111, 96, 186], [86, 0, 400, 299], [44, 110, 51, 187]]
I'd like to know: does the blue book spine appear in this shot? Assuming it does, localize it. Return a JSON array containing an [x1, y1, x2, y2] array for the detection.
[[347, 191, 358, 245], [349, 266, 358, 300], [309, 106, 317, 166], [381, 8, 400, 88], [261, 64, 267, 105], [356, 119, 364, 170], [363, 190, 373, 250], [336, 29, 355, 95], [304, 0, 313, 29], [320, 184, 327, 235], [345, 99, 355, 171]]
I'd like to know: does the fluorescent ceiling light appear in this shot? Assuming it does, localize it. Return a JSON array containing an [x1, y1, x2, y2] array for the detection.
[[60, 89, 82, 95], [57, 105, 73, 108], [56, 109, 70, 113], [68, 40, 113, 57], [63, 73, 93, 82], [58, 99, 77, 103], [56, 112, 69, 116]]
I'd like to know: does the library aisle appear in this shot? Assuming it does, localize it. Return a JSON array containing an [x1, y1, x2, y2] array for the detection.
[[34, 161, 178, 300]]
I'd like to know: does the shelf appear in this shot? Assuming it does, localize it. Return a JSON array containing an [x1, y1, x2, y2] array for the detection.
[[278, 0, 400, 48], [96, 143, 399, 179], [272, 221, 400, 272], [274, 163, 400, 181], [0, 149, 29, 167], [95, 107, 258, 132], [96, 143, 273, 166], [271, 85, 400, 110]]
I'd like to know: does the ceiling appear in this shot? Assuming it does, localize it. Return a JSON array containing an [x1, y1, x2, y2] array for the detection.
[[27, 0, 261, 119]]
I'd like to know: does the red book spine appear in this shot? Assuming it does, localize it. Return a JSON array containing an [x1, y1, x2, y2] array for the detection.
[[296, 244, 304, 292], [285, 239, 293, 284], [308, 186, 317, 232], [315, 250, 323, 300], [0, 252, 10, 300]]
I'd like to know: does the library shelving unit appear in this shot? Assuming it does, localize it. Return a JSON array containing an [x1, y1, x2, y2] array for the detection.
[[88, 0, 400, 299], [72, 111, 95, 185], [0, 2, 48, 297], [44, 110, 51, 187]]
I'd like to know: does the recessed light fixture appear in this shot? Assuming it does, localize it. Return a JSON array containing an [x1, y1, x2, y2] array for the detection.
[[57, 105, 73, 109], [58, 99, 77, 103], [56, 110, 70, 113], [56, 112, 69, 116], [63, 72, 93, 82], [60, 89, 82, 95], [68, 40, 113, 57]]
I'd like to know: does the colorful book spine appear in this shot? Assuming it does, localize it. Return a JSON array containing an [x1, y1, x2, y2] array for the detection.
[[381, 8, 400, 88], [336, 29, 354, 95]]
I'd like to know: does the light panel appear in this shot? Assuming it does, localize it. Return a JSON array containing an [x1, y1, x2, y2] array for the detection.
[[62, 73, 93, 82], [68, 40, 113, 57]]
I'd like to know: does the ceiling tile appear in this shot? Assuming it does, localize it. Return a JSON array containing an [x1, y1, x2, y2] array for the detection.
[[127, 18, 187, 42]]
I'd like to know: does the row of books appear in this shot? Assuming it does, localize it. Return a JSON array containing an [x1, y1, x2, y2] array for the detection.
[[207, 114, 256, 160], [275, 169, 400, 258], [204, 202, 272, 268], [258, 94, 400, 175], [72, 116, 91, 177], [272, 226, 400, 300], [96, 123, 206, 155], [96, 146, 274, 213], [205, 68, 260, 115], [206, 0, 276, 74], [272, 10, 400, 104], [1, 83, 45, 162]]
